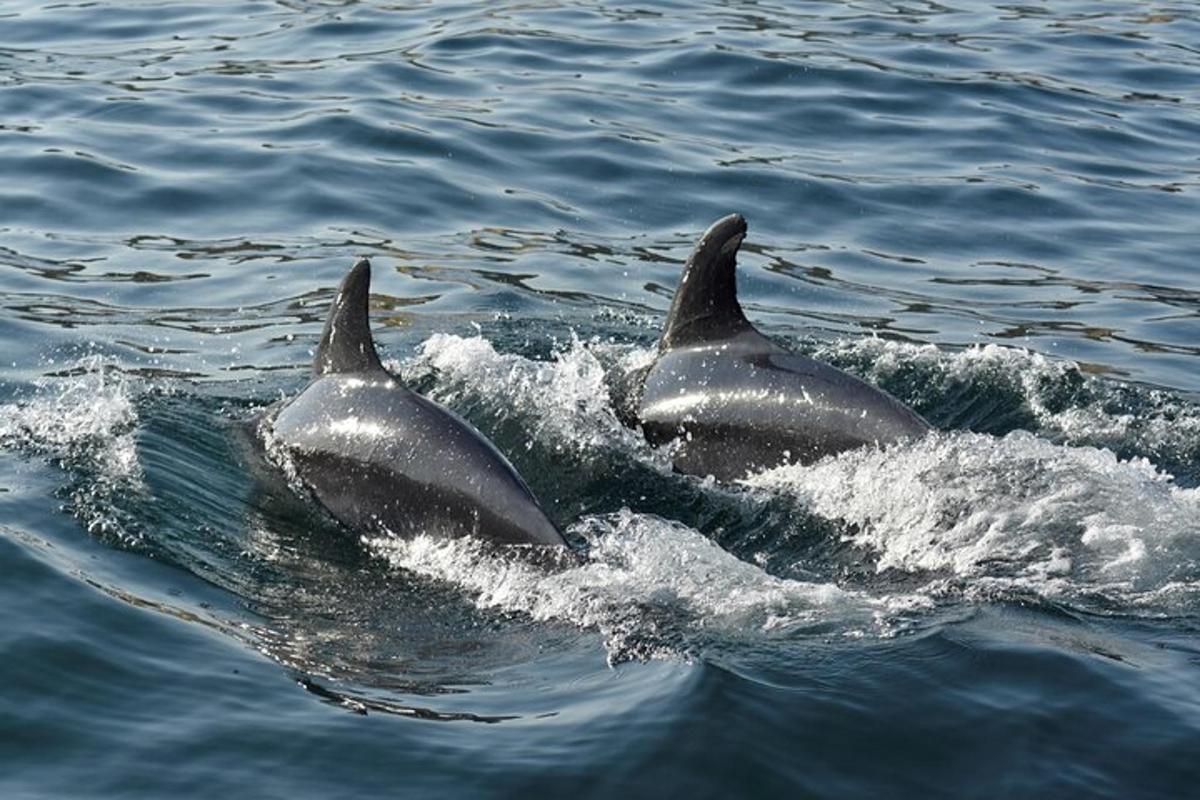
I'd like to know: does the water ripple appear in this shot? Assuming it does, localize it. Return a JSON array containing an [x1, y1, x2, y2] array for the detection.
[[3, 1, 1200, 797]]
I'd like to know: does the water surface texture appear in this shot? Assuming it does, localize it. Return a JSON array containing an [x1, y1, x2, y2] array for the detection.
[[2, 2, 1199, 798]]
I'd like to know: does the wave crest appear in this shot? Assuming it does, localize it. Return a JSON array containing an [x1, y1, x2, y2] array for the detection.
[[367, 509, 924, 662], [746, 430, 1200, 610], [0, 357, 143, 541]]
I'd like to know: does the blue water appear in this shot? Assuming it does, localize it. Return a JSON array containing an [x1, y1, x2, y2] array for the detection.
[[2, 1, 1199, 797]]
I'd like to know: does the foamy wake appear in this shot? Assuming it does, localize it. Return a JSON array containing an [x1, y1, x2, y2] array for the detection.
[[0, 357, 142, 539], [367, 510, 929, 662], [394, 333, 658, 460], [816, 337, 1200, 459], [404, 335, 1200, 478], [9, 339, 1196, 640], [388, 333, 1200, 617], [0, 357, 140, 480], [745, 431, 1200, 609]]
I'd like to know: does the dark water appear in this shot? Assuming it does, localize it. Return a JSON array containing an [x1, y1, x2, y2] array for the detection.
[[3, 1, 1199, 797]]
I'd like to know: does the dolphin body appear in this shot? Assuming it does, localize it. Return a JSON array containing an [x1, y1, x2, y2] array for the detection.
[[632, 214, 931, 481], [261, 259, 567, 547]]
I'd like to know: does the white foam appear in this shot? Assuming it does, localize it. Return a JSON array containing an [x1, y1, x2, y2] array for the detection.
[[815, 337, 1200, 458], [0, 356, 140, 482], [745, 430, 1200, 606], [254, 412, 307, 498], [394, 333, 656, 460], [367, 509, 921, 662], [392, 334, 1200, 616], [0, 357, 143, 541]]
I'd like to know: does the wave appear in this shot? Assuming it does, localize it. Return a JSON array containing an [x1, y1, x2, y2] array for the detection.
[[814, 337, 1200, 481], [745, 431, 1200, 613], [367, 509, 926, 663], [399, 334, 1200, 619], [8, 339, 1199, 661], [0, 357, 143, 542], [394, 332, 662, 464]]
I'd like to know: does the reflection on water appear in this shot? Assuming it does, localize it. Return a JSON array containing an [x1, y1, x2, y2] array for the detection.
[[2, 0, 1199, 797]]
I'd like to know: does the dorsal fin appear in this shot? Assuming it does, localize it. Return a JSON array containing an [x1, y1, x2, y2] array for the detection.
[[313, 257, 386, 376], [659, 213, 752, 350]]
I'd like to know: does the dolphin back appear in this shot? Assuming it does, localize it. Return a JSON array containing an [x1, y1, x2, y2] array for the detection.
[[638, 214, 931, 480], [266, 257, 567, 548], [271, 377, 567, 547]]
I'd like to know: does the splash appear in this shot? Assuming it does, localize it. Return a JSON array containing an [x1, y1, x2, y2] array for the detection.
[[253, 409, 309, 499], [395, 333, 655, 460], [0, 357, 140, 480], [0, 357, 143, 541], [379, 332, 1200, 615], [367, 510, 926, 663], [746, 431, 1200, 610], [382, 334, 1200, 619], [815, 338, 1200, 472]]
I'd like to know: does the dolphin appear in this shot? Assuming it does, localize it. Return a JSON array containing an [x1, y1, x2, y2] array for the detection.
[[260, 258, 567, 547], [632, 213, 931, 481]]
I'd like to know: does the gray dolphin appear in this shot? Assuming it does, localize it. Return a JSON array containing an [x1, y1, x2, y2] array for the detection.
[[633, 214, 931, 481], [262, 258, 567, 547]]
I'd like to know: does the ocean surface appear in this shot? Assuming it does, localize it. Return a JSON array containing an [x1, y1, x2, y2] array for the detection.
[[2, 1, 1199, 797]]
